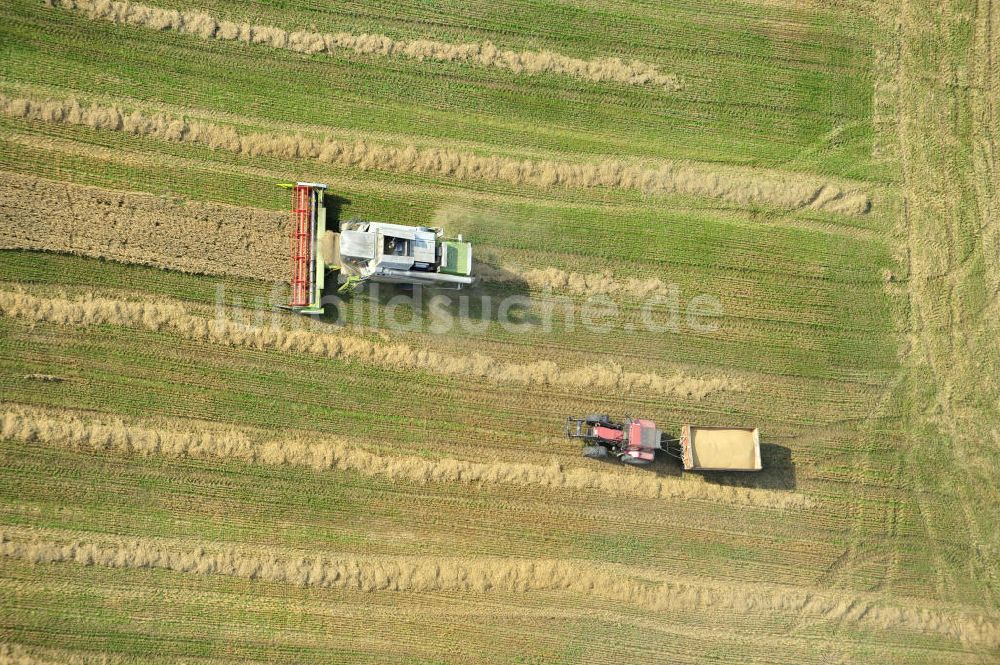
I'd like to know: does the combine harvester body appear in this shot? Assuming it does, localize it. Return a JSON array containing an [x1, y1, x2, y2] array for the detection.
[[566, 415, 762, 471], [281, 182, 474, 313], [337, 219, 473, 288]]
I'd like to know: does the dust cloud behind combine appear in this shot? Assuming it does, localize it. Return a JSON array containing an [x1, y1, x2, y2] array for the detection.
[[0, 407, 804, 509], [439, 206, 675, 299], [0, 291, 744, 399], [0, 95, 871, 216], [47, 0, 682, 89], [1, 528, 996, 648], [476, 262, 672, 299]]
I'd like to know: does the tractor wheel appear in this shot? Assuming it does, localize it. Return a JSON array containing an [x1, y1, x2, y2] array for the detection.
[[619, 455, 651, 466], [584, 414, 611, 426], [582, 445, 608, 459]]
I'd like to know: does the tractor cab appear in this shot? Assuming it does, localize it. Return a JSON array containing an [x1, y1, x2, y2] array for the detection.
[[566, 414, 662, 465], [621, 419, 660, 464]]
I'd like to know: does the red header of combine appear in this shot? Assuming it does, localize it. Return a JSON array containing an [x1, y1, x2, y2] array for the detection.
[[289, 184, 314, 308]]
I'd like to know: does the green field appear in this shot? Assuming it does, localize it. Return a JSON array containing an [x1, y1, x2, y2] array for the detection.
[[0, 0, 997, 662]]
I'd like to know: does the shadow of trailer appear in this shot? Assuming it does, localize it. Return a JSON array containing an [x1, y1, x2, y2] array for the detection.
[[699, 442, 797, 491]]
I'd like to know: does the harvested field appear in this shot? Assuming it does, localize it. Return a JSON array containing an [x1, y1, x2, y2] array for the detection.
[[0, 0, 996, 662], [2, 527, 998, 647]]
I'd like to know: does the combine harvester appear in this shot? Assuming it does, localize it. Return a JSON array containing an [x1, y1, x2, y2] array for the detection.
[[280, 181, 474, 314], [566, 415, 762, 471]]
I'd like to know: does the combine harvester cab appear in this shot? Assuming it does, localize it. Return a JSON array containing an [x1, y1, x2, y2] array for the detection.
[[280, 182, 475, 313]]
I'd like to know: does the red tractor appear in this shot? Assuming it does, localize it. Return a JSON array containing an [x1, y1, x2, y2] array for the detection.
[[565, 415, 667, 465], [566, 415, 764, 471]]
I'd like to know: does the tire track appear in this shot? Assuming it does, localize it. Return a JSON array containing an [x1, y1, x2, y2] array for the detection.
[[895, 0, 1000, 607]]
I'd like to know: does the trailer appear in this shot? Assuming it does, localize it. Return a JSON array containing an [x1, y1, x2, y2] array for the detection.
[[679, 424, 762, 471], [566, 415, 763, 471]]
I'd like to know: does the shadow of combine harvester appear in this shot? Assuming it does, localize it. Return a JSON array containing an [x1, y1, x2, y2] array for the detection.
[[343, 271, 536, 329]]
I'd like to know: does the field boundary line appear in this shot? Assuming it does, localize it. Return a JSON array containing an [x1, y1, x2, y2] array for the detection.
[[895, 0, 1000, 608]]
